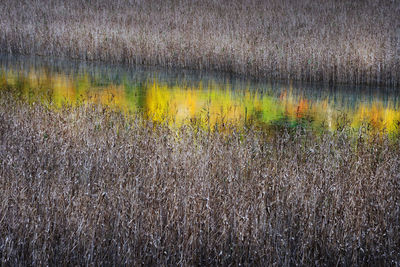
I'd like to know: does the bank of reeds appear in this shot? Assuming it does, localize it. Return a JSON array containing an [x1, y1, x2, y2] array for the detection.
[[1, 0, 400, 86], [1, 90, 400, 265]]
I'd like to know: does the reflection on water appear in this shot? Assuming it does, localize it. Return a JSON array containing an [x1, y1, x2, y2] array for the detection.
[[1, 55, 400, 133]]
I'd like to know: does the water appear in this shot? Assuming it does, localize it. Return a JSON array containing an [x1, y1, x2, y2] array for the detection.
[[1, 54, 400, 133]]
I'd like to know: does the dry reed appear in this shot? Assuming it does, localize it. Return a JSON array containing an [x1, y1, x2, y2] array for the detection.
[[0, 0, 399, 86], [1, 89, 399, 265]]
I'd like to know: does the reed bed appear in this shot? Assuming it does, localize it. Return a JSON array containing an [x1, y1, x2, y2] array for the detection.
[[1, 90, 400, 265], [0, 0, 399, 86]]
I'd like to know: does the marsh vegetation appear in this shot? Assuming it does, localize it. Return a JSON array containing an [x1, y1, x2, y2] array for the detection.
[[1, 0, 400, 265], [1, 89, 400, 265], [1, 0, 399, 85]]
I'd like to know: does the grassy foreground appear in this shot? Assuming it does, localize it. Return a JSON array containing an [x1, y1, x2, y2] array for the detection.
[[1, 0, 400, 86], [1, 91, 400, 265]]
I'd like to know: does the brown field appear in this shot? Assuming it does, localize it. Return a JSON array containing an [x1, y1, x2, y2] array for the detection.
[[1, 89, 399, 265], [0, 0, 399, 86]]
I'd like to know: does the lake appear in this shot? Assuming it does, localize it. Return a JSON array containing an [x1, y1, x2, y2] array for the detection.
[[1, 55, 399, 133]]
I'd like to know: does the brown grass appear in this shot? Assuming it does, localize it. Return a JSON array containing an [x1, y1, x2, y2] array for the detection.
[[1, 89, 400, 265], [0, 0, 399, 86]]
